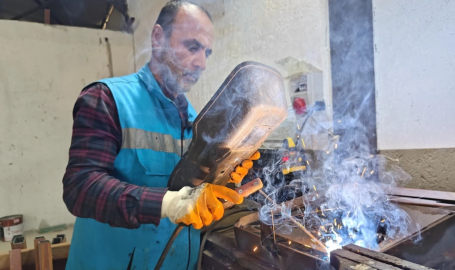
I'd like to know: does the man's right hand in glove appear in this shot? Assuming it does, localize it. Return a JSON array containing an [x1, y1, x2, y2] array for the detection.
[[161, 183, 243, 229]]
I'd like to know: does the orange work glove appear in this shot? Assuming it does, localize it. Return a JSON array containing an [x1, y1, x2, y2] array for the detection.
[[161, 183, 243, 229], [229, 151, 261, 184]]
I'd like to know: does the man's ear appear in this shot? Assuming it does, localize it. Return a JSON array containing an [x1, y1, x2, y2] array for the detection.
[[152, 24, 166, 49]]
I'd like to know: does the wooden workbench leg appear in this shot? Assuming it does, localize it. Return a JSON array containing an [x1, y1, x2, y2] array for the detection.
[[9, 249, 22, 270], [37, 240, 53, 270]]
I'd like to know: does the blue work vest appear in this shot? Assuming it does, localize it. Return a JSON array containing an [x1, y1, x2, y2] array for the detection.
[[66, 63, 199, 269]]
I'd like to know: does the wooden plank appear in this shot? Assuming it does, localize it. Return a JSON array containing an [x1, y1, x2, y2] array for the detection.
[[37, 241, 53, 270], [331, 249, 401, 270], [0, 242, 69, 270], [343, 244, 434, 270], [389, 187, 455, 202], [9, 249, 22, 270]]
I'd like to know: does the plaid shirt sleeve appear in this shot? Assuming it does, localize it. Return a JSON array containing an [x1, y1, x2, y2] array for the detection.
[[62, 83, 167, 228]]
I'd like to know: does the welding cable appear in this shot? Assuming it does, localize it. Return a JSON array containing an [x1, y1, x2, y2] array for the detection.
[[154, 224, 185, 270], [197, 209, 253, 270]]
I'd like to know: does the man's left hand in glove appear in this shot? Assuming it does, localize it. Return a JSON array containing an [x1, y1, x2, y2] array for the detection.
[[161, 183, 242, 229]]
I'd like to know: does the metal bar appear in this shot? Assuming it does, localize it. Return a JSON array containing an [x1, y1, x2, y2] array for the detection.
[[104, 38, 114, 77], [259, 190, 328, 253], [102, 4, 115, 29], [11, 235, 27, 250], [389, 187, 455, 202], [331, 249, 401, 270], [44, 9, 50, 24], [343, 244, 434, 270], [32, 0, 63, 24], [9, 249, 22, 270], [37, 240, 53, 270], [34, 237, 45, 270]]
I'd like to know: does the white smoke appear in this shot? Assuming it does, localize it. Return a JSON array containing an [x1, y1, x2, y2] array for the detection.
[[256, 104, 413, 258]]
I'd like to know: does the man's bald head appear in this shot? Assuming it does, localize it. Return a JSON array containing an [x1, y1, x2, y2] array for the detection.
[[156, 1, 212, 38]]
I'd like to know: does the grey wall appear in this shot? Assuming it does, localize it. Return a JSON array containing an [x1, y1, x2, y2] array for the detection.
[[0, 20, 134, 230], [372, 0, 455, 191]]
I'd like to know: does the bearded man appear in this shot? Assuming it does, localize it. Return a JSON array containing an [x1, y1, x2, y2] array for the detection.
[[62, 1, 258, 269]]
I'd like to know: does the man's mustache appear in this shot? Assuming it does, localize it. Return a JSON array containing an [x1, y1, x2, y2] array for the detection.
[[183, 70, 202, 82]]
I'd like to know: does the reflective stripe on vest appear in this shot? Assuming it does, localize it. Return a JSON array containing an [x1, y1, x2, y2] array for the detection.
[[122, 128, 192, 156]]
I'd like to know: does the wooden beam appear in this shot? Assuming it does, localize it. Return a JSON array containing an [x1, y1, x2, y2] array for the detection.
[[37, 240, 53, 270], [0, 242, 69, 270]]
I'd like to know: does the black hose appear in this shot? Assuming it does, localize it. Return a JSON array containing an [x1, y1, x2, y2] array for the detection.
[[154, 224, 185, 270]]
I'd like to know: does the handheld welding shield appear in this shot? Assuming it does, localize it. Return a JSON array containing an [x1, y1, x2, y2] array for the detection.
[[167, 61, 288, 191]]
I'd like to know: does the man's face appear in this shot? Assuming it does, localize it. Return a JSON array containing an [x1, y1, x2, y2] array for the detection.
[[156, 5, 214, 94]]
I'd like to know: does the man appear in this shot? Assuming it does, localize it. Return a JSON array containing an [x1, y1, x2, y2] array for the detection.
[[62, 1, 258, 269]]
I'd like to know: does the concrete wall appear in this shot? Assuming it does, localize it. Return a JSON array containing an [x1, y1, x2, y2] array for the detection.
[[373, 0, 455, 191], [0, 20, 134, 231], [128, 0, 332, 115], [373, 0, 455, 150]]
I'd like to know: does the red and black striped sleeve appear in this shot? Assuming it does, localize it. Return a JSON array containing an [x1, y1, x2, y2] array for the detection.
[[62, 83, 167, 228]]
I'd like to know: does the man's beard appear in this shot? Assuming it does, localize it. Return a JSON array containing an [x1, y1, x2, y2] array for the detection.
[[157, 47, 201, 96]]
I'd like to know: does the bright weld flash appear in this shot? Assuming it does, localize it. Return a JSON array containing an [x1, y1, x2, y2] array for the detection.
[[253, 246, 258, 252], [288, 241, 292, 245], [381, 219, 385, 223]]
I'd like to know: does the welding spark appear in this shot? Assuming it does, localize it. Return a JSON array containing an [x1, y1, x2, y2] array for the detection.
[[334, 219, 337, 226], [288, 241, 292, 245], [370, 170, 374, 174], [301, 138, 306, 148], [306, 160, 310, 165], [253, 246, 258, 252], [313, 185, 317, 191], [381, 219, 385, 223], [361, 167, 366, 178], [335, 144, 338, 149], [304, 244, 311, 248]]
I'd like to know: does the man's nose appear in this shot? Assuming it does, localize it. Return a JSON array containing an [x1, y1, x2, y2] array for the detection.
[[193, 50, 207, 71]]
